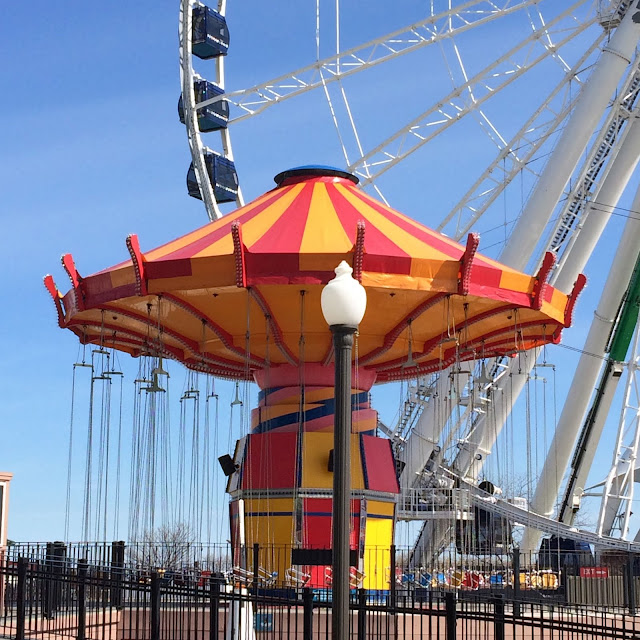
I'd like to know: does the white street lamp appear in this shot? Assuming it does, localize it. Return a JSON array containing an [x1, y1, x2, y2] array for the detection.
[[321, 261, 367, 640]]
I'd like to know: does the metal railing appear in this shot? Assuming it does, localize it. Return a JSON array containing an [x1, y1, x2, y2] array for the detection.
[[2, 542, 640, 639]]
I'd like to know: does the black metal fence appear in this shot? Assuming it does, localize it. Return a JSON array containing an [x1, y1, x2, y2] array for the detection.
[[2, 543, 640, 639]]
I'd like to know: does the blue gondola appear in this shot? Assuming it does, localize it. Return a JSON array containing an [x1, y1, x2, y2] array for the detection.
[[192, 6, 229, 59], [187, 154, 238, 204], [178, 81, 229, 132]]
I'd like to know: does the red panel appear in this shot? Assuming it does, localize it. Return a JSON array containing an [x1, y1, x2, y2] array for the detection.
[[362, 435, 400, 493], [303, 498, 332, 548], [160, 187, 291, 260], [249, 184, 312, 253], [302, 498, 360, 549], [327, 187, 409, 258], [241, 432, 298, 490]]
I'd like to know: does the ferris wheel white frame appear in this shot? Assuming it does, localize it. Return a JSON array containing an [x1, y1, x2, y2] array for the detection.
[[178, 0, 640, 553]]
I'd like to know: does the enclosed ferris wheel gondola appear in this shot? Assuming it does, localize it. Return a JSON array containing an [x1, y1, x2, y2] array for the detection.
[[186, 153, 238, 203], [191, 5, 229, 59], [178, 80, 229, 132]]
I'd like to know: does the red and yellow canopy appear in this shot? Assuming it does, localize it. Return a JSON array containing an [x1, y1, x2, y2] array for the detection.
[[45, 167, 584, 382]]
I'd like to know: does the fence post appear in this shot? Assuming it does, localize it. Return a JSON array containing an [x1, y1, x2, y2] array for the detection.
[[357, 589, 366, 640], [445, 592, 456, 640], [493, 595, 505, 640], [303, 587, 313, 640], [627, 554, 637, 615], [43, 540, 66, 618], [210, 578, 220, 640], [110, 541, 125, 610], [15, 556, 27, 640], [77, 559, 88, 640], [512, 548, 521, 617], [151, 572, 161, 640], [390, 544, 397, 608]]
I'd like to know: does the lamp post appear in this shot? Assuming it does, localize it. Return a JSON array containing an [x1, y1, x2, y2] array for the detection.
[[321, 261, 367, 640]]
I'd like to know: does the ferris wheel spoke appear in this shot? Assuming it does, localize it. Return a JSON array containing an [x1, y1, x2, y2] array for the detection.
[[348, 3, 598, 186], [439, 32, 604, 240], [197, 0, 565, 120]]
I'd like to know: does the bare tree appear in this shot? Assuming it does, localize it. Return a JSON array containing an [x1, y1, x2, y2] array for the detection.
[[129, 523, 195, 571]]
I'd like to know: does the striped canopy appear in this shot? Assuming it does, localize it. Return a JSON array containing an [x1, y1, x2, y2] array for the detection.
[[45, 167, 584, 383]]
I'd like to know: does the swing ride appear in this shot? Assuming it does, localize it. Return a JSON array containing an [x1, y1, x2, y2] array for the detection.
[[42, 0, 640, 589], [45, 164, 576, 588]]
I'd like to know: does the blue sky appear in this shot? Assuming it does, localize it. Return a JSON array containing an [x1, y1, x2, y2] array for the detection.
[[1, 1, 635, 543]]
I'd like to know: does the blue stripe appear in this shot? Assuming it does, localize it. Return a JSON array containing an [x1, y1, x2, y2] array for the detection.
[[253, 396, 371, 433]]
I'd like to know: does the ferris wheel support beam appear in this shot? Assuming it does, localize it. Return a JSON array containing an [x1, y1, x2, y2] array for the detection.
[[399, 375, 451, 489], [553, 112, 640, 292], [451, 110, 640, 481], [499, 6, 640, 271], [521, 179, 640, 555], [401, 108, 640, 492], [597, 326, 640, 538]]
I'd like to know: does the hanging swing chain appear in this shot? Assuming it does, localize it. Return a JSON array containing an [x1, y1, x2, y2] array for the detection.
[[298, 290, 306, 432]]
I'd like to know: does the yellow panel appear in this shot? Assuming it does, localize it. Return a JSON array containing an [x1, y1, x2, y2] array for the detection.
[[245, 515, 294, 547], [225, 183, 306, 250], [367, 501, 395, 517], [349, 435, 365, 488], [144, 189, 279, 261], [109, 265, 135, 288], [301, 433, 365, 489], [241, 497, 296, 581], [499, 270, 534, 294], [300, 183, 352, 254], [410, 260, 458, 285], [336, 185, 452, 261], [301, 432, 334, 488], [363, 517, 393, 591], [243, 497, 293, 514], [244, 515, 294, 581]]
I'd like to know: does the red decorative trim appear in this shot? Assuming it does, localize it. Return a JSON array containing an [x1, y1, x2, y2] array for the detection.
[[532, 252, 555, 310], [377, 328, 556, 382], [67, 317, 247, 377], [162, 293, 265, 367], [373, 307, 560, 373], [89, 306, 208, 363], [126, 234, 148, 296], [359, 293, 448, 365], [564, 273, 587, 328], [552, 272, 587, 342], [248, 288, 299, 367], [61, 253, 85, 311], [353, 221, 365, 283], [458, 233, 480, 295], [232, 222, 247, 288], [43, 275, 64, 327]]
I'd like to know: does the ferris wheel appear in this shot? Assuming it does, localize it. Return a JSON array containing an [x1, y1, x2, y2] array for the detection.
[[177, 0, 640, 557]]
